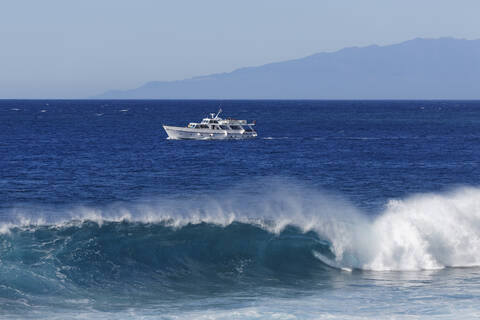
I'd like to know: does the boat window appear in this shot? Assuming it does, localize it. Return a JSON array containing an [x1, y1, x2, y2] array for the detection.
[[219, 125, 228, 130], [209, 120, 218, 124], [199, 124, 208, 129], [229, 125, 242, 130], [244, 126, 253, 132]]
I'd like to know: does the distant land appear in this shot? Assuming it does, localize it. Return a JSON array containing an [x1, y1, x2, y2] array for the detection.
[[94, 38, 480, 99]]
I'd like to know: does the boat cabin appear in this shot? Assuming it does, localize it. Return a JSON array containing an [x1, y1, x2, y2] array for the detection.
[[186, 112, 255, 131]]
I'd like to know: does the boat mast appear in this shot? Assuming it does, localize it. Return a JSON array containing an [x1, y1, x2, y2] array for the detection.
[[215, 107, 222, 119]]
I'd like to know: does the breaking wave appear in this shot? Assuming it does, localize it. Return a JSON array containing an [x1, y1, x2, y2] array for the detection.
[[1, 181, 480, 302]]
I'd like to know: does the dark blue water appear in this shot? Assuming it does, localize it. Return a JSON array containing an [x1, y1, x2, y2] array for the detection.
[[1, 100, 480, 319], [2, 100, 479, 210]]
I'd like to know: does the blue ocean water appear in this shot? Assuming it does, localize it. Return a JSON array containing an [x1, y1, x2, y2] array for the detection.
[[1, 100, 480, 319]]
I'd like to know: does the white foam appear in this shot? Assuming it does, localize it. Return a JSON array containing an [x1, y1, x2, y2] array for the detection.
[[2, 181, 480, 271], [363, 188, 480, 270], [262, 137, 290, 140], [311, 187, 480, 271]]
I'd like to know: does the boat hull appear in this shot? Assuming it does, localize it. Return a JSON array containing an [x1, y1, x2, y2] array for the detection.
[[163, 125, 257, 140]]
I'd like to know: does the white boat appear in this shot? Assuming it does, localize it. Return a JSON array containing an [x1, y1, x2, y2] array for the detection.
[[163, 109, 257, 140]]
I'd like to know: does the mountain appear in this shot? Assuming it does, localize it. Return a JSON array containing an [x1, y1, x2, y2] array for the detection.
[[95, 38, 480, 99]]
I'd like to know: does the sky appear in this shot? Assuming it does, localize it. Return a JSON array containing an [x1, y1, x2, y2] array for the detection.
[[1, 0, 479, 98]]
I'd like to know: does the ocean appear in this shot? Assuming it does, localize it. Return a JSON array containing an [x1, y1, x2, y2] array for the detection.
[[1, 100, 480, 319]]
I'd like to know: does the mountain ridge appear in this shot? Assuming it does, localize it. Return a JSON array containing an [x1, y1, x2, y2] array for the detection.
[[94, 37, 480, 99]]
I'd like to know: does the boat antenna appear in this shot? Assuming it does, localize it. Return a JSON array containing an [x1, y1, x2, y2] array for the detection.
[[215, 107, 222, 118]]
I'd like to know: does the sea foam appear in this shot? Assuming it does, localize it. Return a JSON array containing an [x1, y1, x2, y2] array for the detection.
[[2, 181, 480, 271]]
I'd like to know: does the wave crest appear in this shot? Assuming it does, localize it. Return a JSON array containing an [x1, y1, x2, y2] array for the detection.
[[2, 182, 480, 276], [364, 188, 480, 270]]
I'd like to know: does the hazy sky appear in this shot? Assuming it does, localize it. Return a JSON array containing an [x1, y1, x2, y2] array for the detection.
[[1, 0, 479, 98]]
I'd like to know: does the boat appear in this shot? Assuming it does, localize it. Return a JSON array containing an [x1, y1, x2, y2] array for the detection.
[[163, 109, 257, 140]]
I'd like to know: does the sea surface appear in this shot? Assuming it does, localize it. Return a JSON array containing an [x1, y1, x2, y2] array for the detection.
[[1, 100, 480, 319]]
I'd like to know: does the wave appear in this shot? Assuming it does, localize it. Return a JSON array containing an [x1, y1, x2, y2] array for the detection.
[[0, 221, 331, 294], [1, 182, 480, 300], [366, 188, 480, 270]]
